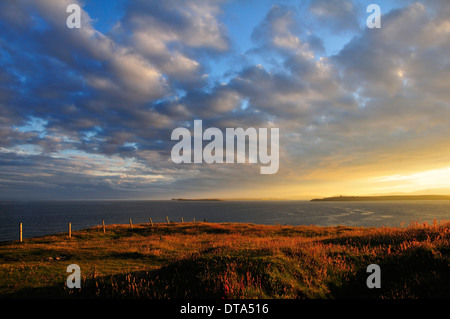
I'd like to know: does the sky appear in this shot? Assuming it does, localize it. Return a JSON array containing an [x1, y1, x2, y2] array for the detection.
[[1, 0, 450, 200]]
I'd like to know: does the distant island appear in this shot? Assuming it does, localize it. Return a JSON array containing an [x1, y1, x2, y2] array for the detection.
[[171, 198, 224, 201], [311, 195, 450, 201]]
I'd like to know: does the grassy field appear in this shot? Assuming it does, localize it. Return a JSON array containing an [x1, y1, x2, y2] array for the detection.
[[0, 220, 449, 299]]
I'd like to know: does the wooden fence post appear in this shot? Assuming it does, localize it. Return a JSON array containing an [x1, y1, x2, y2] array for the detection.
[[181, 217, 184, 223], [102, 220, 106, 234], [19, 223, 22, 242], [149, 217, 153, 227], [166, 216, 170, 224], [68, 222, 71, 238], [129, 218, 133, 229]]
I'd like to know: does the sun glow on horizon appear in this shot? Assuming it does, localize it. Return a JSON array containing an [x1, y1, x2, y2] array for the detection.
[[368, 167, 450, 193]]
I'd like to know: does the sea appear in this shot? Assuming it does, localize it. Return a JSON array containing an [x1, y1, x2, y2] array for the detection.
[[1, 200, 450, 242]]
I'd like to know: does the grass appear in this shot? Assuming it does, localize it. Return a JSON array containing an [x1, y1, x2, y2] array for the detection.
[[0, 220, 449, 299]]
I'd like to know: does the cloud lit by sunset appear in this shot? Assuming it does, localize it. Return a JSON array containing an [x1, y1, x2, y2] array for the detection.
[[1, 0, 450, 200]]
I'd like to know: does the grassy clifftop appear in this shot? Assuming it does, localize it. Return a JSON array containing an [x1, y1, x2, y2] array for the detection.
[[1, 221, 449, 299]]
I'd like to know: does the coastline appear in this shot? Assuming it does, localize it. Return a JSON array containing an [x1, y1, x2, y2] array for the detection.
[[311, 195, 450, 201]]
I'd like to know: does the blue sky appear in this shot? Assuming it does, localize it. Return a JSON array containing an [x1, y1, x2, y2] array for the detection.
[[84, 0, 127, 33], [1, 0, 450, 200]]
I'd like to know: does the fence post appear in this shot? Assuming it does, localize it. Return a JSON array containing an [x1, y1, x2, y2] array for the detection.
[[149, 217, 153, 227], [166, 216, 170, 224], [102, 220, 106, 234], [19, 223, 22, 242], [68, 222, 71, 238], [193, 218, 196, 223], [181, 217, 184, 223], [129, 218, 133, 229]]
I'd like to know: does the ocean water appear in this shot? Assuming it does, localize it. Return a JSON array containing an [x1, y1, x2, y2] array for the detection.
[[1, 200, 450, 242]]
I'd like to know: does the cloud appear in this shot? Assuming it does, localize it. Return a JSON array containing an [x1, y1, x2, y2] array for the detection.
[[124, 0, 229, 51], [251, 5, 305, 54], [1, 0, 450, 199], [113, 0, 230, 88], [309, 0, 361, 33]]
